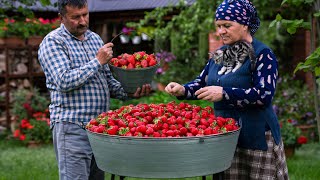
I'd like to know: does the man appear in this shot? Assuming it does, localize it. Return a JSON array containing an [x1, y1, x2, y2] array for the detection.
[[38, 0, 151, 179]]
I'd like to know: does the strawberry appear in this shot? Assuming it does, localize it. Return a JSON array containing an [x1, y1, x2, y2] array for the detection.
[[145, 127, 154, 135], [95, 125, 105, 133], [153, 131, 161, 137], [148, 59, 157, 67], [166, 130, 175, 137], [179, 127, 188, 136], [107, 126, 119, 135], [141, 59, 148, 68], [204, 127, 213, 135], [89, 119, 99, 126], [119, 59, 128, 66], [127, 63, 135, 69], [127, 55, 136, 65], [136, 125, 147, 134]]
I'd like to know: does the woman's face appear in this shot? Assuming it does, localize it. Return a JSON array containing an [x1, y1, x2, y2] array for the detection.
[[215, 20, 249, 45]]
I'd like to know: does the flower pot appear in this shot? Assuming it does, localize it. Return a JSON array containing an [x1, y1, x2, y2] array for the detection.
[[284, 145, 295, 158], [27, 140, 42, 148], [0, 38, 5, 45], [119, 35, 130, 44], [141, 33, 150, 41], [131, 36, 141, 44], [27, 36, 44, 47], [3, 37, 26, 47]]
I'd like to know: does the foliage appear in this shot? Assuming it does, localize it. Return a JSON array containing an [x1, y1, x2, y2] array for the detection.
[[13, 111, 51, 144], [273, 74, 316, 126], [269, 0, 320, 143], [154, 50, 176, 84], [128, 0, 218, 84], [110, 91, 212, 110], [0, 17, 59, 39], [0, 0, 52, 19], [11, 88, 51, 144], [280, 119, 303, 146]]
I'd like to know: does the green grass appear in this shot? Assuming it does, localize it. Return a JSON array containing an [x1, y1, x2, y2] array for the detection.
[[287, 143, 320, 180], [0, 137, 319, 180]]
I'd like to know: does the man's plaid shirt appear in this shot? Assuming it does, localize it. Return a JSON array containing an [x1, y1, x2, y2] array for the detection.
[[38, 24, 128, 126]]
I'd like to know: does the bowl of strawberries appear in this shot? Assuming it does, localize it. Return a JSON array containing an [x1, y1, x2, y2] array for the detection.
[[86, 101, 241, 178], [109, 51, 159, 94]]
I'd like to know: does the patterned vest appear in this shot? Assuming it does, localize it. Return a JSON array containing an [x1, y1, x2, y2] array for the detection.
[[208, 38, 281, 150]]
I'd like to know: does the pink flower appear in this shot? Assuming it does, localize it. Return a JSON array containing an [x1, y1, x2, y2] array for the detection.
[[39, 18, 50, 24]]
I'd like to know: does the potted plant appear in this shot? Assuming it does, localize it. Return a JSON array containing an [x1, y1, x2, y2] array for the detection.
[[273, 74, 317, 141], [119, 26, 134, 44], [11, 88, 52, 146], [280, 119, 308, 157], [13, 110, 51, 147], [0, 17, 59, 46], [137, 26, 155, 41]]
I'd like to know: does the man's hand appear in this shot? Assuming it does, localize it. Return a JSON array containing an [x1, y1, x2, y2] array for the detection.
[[130, 84, 152, 98], [96, 42, 114, 65], [195, 86, 223, 102]]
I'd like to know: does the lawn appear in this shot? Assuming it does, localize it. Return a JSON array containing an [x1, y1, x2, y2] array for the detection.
[[0, 138, 319, 180]]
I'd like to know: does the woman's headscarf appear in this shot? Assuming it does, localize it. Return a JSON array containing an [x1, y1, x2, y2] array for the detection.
[[215, 0, 260, 35]]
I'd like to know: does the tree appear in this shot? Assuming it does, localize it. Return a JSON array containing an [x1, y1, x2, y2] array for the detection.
[[269, 0, 320, 142], [0, 0, 52, 19]]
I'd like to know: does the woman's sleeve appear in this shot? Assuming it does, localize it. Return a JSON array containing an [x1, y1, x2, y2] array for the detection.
[[222, 49, 278, 108], [179, 61, 211, 100]]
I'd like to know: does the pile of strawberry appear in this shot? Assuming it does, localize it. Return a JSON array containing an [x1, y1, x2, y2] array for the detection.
[[109, 51, 158, 69], [86, 101, 239, 137]]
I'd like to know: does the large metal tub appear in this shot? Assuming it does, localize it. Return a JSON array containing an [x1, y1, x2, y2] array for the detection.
[[87, 129, 240, 178]]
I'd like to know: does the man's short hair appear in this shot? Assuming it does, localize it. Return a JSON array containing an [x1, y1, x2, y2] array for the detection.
[[58, 0, 87, 16]]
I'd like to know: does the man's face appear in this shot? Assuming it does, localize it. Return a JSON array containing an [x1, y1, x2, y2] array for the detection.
[[60, 5, 89, 38]]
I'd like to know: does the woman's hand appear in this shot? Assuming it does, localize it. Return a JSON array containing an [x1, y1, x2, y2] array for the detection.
[[165, 82, 185, 97], [195, 86, 223, 102]]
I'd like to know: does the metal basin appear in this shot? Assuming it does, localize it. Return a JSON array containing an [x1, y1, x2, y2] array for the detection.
[[87, 128, 240, 178]]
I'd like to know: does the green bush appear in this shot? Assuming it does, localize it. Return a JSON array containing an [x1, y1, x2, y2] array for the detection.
[[273, 74, 316, 126], [110, 91, 212, 110]]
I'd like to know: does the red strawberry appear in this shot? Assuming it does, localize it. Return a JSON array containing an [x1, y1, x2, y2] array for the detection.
[[135, 62, 142, 68], [204, 127, 213, 135], [127, 63, 135, 69], [145, 127, 154, 135], [148, 59, 157, 67], [127, 55, 136, 65], [141, 59, 148, 68], [153, 131, 161, 137], [166, 130, 175, 137], [89, 119, 99, 126], [119, 59, 128, 66], [136, 125, 147, 134], [107, 126, 119, 135], [95, 125, 105, 133], [179, 127, 188, 136]]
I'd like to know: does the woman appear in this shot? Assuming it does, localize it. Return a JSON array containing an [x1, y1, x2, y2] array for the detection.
[[165, 0, 289, 179]]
